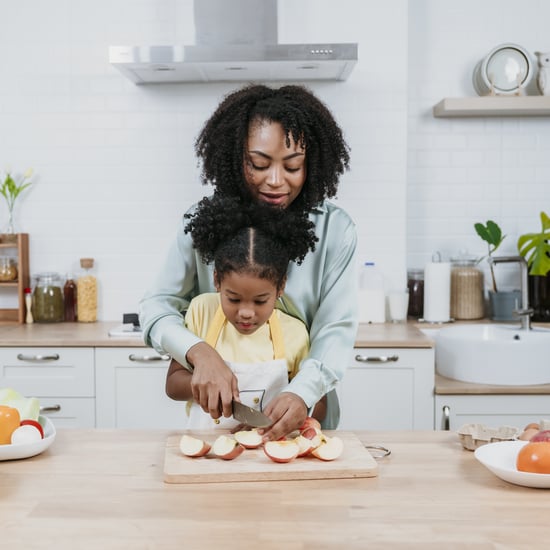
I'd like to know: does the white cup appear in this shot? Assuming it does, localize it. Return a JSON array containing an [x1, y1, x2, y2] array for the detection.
[[389, 290, 409, 323]]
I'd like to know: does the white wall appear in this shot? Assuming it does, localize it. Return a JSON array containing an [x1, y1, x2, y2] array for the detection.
[[407, 0, 550, 290], [5, 1, 548, 321], [0, 0, 408, 320]]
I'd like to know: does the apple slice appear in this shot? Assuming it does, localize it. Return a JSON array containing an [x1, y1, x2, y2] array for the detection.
[[234, 429, 263, 449], [300, 427, 323, 448], [179, 434, 211, 457], [10, 424, 43, 445], [311, 435, 344, 461], [20, 419, 44, 439], [294, 434, 316, 457], [212, 435, 245, 460], [264, 440, 300, 463], [299, 416, 322, 433]]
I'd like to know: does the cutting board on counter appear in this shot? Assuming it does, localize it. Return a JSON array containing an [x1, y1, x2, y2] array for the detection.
[[163, 430, 378, 484]]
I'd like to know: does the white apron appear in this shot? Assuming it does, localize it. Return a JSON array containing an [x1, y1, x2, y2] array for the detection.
[[185, 305, 289, 429]]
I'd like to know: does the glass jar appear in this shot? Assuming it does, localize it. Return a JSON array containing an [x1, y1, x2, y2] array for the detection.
[[450, 258, 485, 320], [33, 272, 64, 323], [77, 258, 97, 322], [0, 257, 18, 281], [407, 269, 424, 319]]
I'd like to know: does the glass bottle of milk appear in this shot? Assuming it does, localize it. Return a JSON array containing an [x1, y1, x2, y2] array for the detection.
[[359, 262, 386, 323]]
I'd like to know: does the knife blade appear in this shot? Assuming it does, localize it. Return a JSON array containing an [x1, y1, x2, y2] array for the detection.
[[232, 400, 272, 428]]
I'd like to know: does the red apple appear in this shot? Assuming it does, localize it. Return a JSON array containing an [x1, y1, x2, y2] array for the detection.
[[299, 416, 321, 433], [311, 435, 344, 461], [10, 424, 43, 445], [212, 435, 245, 460], [179, 434, 211, 457], [20, 419, 44, 439], [234, 429, 263, 449], [530, 429, 550, 443], [264, 440, 300, 463]]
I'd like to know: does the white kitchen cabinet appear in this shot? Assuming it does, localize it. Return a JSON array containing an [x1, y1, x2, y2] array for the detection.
[[0, 347, 95, 428], [434, 394, 550, 431], [337, 347, 435, 430], [95, 347, 187, 429]]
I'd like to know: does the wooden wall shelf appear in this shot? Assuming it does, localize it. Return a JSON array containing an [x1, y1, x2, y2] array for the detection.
[[0, 233, 29, 324], [433, 96, 550, 118]]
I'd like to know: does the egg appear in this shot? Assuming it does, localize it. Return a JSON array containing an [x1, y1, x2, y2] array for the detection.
[[523, 422, 540, 431], [518, 427, 540, 441], [10, 424, 43, 445]]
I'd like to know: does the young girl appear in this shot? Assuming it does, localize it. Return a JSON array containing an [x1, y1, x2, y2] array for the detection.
[[165, 195, 325, 429]]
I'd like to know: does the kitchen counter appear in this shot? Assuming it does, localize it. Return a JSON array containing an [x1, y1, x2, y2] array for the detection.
[[0, 320, 435, 348], [2, 429, 548, 548]]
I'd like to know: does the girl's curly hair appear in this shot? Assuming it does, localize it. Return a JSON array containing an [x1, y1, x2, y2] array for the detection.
[[195, 84, 350, 213], [184, 194, 318, 289]]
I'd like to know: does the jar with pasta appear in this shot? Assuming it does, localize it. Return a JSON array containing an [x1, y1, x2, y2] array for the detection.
[[77, 258, 97, 322]]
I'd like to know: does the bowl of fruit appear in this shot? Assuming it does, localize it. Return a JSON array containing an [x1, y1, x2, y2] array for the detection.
[[0, 387, 56, 461]]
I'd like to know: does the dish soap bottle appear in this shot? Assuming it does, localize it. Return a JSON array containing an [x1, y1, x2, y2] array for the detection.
[[77, 258, 97, 322]]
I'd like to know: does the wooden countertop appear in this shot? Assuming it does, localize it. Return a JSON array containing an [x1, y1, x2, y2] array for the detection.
[[2, 429, 548, 548], [0, 320, 435, 348]]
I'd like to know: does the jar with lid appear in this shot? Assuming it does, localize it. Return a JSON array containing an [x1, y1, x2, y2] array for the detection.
[[64, 273, 77, 322], [450, 257, 485, 320], [0, 257, 18, 281], [407, 269, 424, 319], [33, 272, 64, 323], [77, 258, 97, 322]]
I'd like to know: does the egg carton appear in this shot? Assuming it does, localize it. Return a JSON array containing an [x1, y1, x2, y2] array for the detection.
[[457, 423, 520, 451]]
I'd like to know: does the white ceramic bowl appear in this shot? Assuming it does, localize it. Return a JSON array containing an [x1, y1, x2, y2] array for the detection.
[[0, 415, 56, 461]]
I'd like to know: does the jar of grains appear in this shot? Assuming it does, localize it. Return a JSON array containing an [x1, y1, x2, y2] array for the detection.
[[77, 258, 97, 322], [0, 257, 18, 281], [33, 272, 64, 322], [450, 257, 485, 320]]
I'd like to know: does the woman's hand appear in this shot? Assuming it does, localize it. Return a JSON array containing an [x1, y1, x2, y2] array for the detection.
[[186, 342, 239, 420], [258, 392, 308, 442]]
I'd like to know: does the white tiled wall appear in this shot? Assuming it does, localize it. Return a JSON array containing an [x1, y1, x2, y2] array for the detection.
[[407, 0, 550, 290], [2, 0, 548, 321]]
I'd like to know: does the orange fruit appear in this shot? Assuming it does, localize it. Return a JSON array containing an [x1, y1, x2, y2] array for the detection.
[[516, 442, 550, 474], [0, 405, 21, 445]]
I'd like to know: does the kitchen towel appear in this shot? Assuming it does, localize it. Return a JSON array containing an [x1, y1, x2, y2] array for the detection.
[[423, 261, 451, 322]]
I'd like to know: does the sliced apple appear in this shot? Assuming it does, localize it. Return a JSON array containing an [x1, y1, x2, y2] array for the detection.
[[264, 440, 300, 463], [311, 435, 344, 461], [179, 434, 211, 457], [234, 429, 263, 449], [294, 434, 316, 457], [20, 419, 44, 439], [299, 416, 322, 433], [10, 424, 43, 445], [300, 426, 323, 448], [212, 435, 245, 460]]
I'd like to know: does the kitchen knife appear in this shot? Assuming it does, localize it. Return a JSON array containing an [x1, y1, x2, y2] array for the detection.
[[232, 400, 272, 428]]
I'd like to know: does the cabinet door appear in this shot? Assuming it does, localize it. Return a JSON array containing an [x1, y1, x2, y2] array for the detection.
[[337, 348, 434, 430], [95, 348, 187, 429], [435, 394, 550, 431], [0, 347, 95, 428]]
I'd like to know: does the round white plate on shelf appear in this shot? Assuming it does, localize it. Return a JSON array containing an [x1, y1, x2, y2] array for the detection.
[[0, 415, 56, 461], [475, 440, 550, 488]]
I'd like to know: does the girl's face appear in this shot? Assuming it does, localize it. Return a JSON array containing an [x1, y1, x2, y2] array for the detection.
[[244, 121, 306, 209], [216, 271, 281, 335]]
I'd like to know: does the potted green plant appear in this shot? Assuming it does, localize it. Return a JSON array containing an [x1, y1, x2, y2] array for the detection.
[[474, 219, 520, 321], [517, 211, 550, 321], [0, 169, 33, 238]]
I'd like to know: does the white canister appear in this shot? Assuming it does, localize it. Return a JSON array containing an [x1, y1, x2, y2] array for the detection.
[[358, 262, 385, 323], [423, 260, 451, 323]]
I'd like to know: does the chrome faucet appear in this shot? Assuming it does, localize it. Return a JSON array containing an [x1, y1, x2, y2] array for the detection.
[[488, 255, 533, 330]]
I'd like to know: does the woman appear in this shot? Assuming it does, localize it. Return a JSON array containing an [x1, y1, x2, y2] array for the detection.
[[139, 84, 358, 441]]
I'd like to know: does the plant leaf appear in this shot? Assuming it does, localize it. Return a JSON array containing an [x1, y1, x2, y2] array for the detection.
[[517, 211, 550, 276]]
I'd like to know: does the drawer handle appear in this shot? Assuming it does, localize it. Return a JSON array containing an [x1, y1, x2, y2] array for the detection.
[[355, 354, 399, 363], [17, 353, 60, 362], [442, 405, 450, 431], [128, 353, 170, 362], [40, 405, 61, 413]]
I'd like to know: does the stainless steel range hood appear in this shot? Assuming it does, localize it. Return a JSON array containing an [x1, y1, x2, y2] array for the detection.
[[109, 1, 357, 84]]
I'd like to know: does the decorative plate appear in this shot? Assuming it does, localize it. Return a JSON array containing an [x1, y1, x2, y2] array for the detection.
[[474, 440, 550, 488], [0, 415, 56, 461]]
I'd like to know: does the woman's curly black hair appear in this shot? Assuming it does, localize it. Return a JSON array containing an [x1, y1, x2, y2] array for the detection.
[[185, 194, 318, 289], [194, 84, 350, 213]]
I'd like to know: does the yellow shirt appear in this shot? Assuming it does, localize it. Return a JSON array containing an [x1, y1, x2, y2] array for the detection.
[[185, 293, 309, 380]]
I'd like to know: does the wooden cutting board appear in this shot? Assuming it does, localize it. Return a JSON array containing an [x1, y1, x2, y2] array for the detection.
[[163, 430, 378, 484]]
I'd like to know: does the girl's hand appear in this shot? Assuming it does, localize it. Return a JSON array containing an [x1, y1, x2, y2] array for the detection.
[[258, 392, 308, 442], [186, 342, 239, 420]]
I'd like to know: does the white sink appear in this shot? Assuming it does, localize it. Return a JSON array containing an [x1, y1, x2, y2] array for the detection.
[[435, 324, 550, 385]]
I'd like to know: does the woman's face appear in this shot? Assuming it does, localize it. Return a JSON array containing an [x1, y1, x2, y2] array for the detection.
[[216, 271, 281, 335], [244, 121, 306, 208]]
